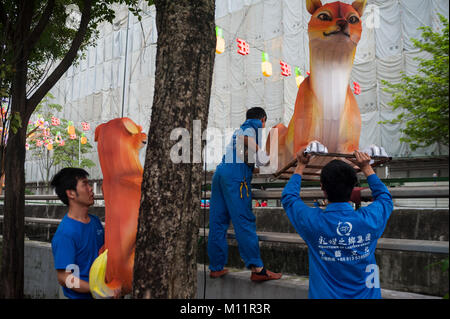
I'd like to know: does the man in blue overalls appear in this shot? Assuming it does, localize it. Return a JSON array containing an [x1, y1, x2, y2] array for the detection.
[[208, 107, 282, 281]]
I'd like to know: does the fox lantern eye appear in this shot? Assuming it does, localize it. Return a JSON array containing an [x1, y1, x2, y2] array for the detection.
[[317, 13, 332, 21], [348, 15, 360, 24]]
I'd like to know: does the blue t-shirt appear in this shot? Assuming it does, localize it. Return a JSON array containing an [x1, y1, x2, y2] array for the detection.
[[281, 174, 393, 299], [51, 214, 104, 299]]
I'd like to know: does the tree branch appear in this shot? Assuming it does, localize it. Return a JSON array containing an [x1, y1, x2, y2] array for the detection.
[[24, 0, 55, 56], [26, 0, 93, 117]]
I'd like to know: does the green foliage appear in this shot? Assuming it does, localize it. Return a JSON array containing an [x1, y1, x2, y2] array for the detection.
[[380, 14, 449, 151], [27, 94, 95, 183], [426, 257, 449, 299]]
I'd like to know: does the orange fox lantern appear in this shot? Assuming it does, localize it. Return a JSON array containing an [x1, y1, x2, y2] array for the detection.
[[89, 118, 147, 298], [267, 0, 366, 170]]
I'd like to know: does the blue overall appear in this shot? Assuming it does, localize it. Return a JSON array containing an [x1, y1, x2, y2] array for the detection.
[[208, 119, 264, 271]]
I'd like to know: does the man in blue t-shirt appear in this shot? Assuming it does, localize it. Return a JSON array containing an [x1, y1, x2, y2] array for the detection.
[[50, 167, 105, 299], [281, 149, 393, 299]]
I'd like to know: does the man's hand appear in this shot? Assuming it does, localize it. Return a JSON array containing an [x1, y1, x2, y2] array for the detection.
[[294, 148, 311, 175], [255, 149, 270, 167], [350, 150, 375, 177]]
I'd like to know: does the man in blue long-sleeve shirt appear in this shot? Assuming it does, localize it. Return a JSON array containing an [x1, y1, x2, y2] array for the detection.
[[281, 149, 393, 299]]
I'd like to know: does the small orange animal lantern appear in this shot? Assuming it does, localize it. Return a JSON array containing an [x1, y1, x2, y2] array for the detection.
[[216, 26, 225, 54], [80, 133, 87, 145], [89, 118, 147, 298], [295, 67, 305, 87], [67, 121, 75, 135], [261, 52, 272, 77]]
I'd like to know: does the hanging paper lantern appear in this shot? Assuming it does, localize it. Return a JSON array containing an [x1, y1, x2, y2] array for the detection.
[[55, 132, 63, 144], [46, 139, 53, 151], [295, 67, 305, 88], [25, 143, 30, 151], [280, 61, 292, 77], [43, 127, 51, 137], [69, 133, 77, 140], [236, 38, 249, 56], [67, 121, 75, 135], [261, 52, 272, 77], [51, 116, 60, 126], [215, 26, 225, 54], [353, 81, 361, 95], [36, 116, 45, 129], [36, 140, 43, 147], [81, 122, 90, 131], [58, 139, 65, 147], [80, 133, 87, 145]]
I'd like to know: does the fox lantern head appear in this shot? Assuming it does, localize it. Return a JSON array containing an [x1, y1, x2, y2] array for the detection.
[[307, 0, 366, 50]]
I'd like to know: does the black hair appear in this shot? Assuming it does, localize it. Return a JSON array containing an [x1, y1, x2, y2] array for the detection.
[[50, 167, 89, 206], [320, 160, 357, 202], [246, 107, 267, 121]]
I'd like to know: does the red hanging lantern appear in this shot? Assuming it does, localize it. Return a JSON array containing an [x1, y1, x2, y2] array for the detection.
[[51, 116, 60, 126], [236, 38, 249, 56], [353, 81, 361, 95], [81, 122, 90, 131], [280, 61, 292, 77]]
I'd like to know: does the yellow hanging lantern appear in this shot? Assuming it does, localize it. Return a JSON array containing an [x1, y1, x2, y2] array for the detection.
[[215, 26, 225, 54], [67, 121, 75, 135], [295, 67, 304, 87], [261, 52, 272, 77]]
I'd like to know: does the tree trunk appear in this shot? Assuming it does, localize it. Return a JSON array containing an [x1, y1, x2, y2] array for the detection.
[[1, 54, 29, 299], [132, 0, 215, 298]]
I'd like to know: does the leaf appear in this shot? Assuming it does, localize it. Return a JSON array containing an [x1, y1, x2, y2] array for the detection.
[[9, 112, 22, 134]]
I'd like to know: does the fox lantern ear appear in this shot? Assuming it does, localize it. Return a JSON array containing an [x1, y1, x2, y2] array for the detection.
[[306, 0, 323, 15], [352, 0, 367, 17], [122, 118, 140, 135]]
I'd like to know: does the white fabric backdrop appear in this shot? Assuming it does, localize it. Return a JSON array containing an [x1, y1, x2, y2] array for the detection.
[[24, 0, 449, 181]]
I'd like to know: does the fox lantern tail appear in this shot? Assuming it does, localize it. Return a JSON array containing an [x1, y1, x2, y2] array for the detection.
[[89, 250, 115, 299]]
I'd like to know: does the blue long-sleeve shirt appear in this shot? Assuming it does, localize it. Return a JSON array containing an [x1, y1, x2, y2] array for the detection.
[[281, 173, 393, 299]]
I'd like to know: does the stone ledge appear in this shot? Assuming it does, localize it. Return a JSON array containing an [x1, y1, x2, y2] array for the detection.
[[199, 228, 450, 254], [196, 265, 442, 300]]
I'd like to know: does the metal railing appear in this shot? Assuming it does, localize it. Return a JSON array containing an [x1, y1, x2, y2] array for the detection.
[[1, 185, 449, 202]]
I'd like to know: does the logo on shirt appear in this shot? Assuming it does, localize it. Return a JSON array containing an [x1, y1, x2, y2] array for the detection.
[[97, 229, 103, 236], [337, 221, 352, 236]]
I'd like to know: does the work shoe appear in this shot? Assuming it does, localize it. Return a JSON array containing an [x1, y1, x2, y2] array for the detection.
[[210, 268, 229, 278], [250, 269, 282, 282]]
